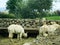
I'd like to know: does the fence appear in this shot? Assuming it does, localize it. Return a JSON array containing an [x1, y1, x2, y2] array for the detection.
[[0, 18, 40, 30]]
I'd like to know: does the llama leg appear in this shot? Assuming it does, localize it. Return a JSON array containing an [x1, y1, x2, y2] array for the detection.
[[17, 34, 20, 40], [9, 33, 13, 42], [19, 33, 23, 40]]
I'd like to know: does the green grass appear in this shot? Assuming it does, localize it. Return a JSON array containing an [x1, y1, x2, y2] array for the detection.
[[45, 16, 60, 20]]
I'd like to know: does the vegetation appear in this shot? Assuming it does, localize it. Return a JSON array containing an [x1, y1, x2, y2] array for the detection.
[[45, 16, 60, 20], [0, 12, 15, 18], [6, 0, 52, 19], [45, 10, 60, 20], [1, 0, 60, 19]]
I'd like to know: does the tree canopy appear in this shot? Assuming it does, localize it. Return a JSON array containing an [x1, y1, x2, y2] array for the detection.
[[6, 0, 52, 19]]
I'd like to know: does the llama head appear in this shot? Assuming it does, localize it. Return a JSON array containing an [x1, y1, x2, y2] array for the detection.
[[23, 33, 27, 38], [50, 21, 56, 24]]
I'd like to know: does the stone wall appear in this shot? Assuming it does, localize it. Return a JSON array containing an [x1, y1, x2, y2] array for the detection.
[[0, 18, 60, 30], [0, 18, 40, 30]]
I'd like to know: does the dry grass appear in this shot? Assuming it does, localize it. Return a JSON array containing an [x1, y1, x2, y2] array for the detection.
[[0, 37, 35, 45]]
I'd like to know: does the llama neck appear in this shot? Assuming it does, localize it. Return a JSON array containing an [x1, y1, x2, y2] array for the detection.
[[43, 22, 47, 25]]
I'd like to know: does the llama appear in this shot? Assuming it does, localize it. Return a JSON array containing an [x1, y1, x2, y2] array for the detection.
[[39, 20, 48, 37], [39, 21, 60, 37], [47, 21, 60, 35], [8, 24, 27, 41]]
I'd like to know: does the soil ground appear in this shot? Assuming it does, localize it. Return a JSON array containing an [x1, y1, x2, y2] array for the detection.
[[0, 28, 60, 45]]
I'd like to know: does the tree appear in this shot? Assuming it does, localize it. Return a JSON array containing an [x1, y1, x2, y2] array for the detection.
[[6, 0, 52, 19], [6, 0, 16, 14], [56, 10, 60, 16]]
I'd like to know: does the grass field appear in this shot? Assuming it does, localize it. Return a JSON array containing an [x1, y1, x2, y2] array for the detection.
[[45, 16, 60, 20]]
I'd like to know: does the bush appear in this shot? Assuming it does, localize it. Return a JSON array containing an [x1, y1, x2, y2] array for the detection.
[[0, 12, 15, 18]]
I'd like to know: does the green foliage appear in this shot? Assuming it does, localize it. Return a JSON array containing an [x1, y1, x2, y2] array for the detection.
[[54, 10, 60, 16], [0, 12, 15, 18], [28, 0, 52, 11], [6, 0, 52, 19], [6, 0, 16, 14], [46, 11, 59, 17]]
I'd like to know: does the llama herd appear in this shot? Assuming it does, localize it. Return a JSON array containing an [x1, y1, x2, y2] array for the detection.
[[7, 18, 60, 42]]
